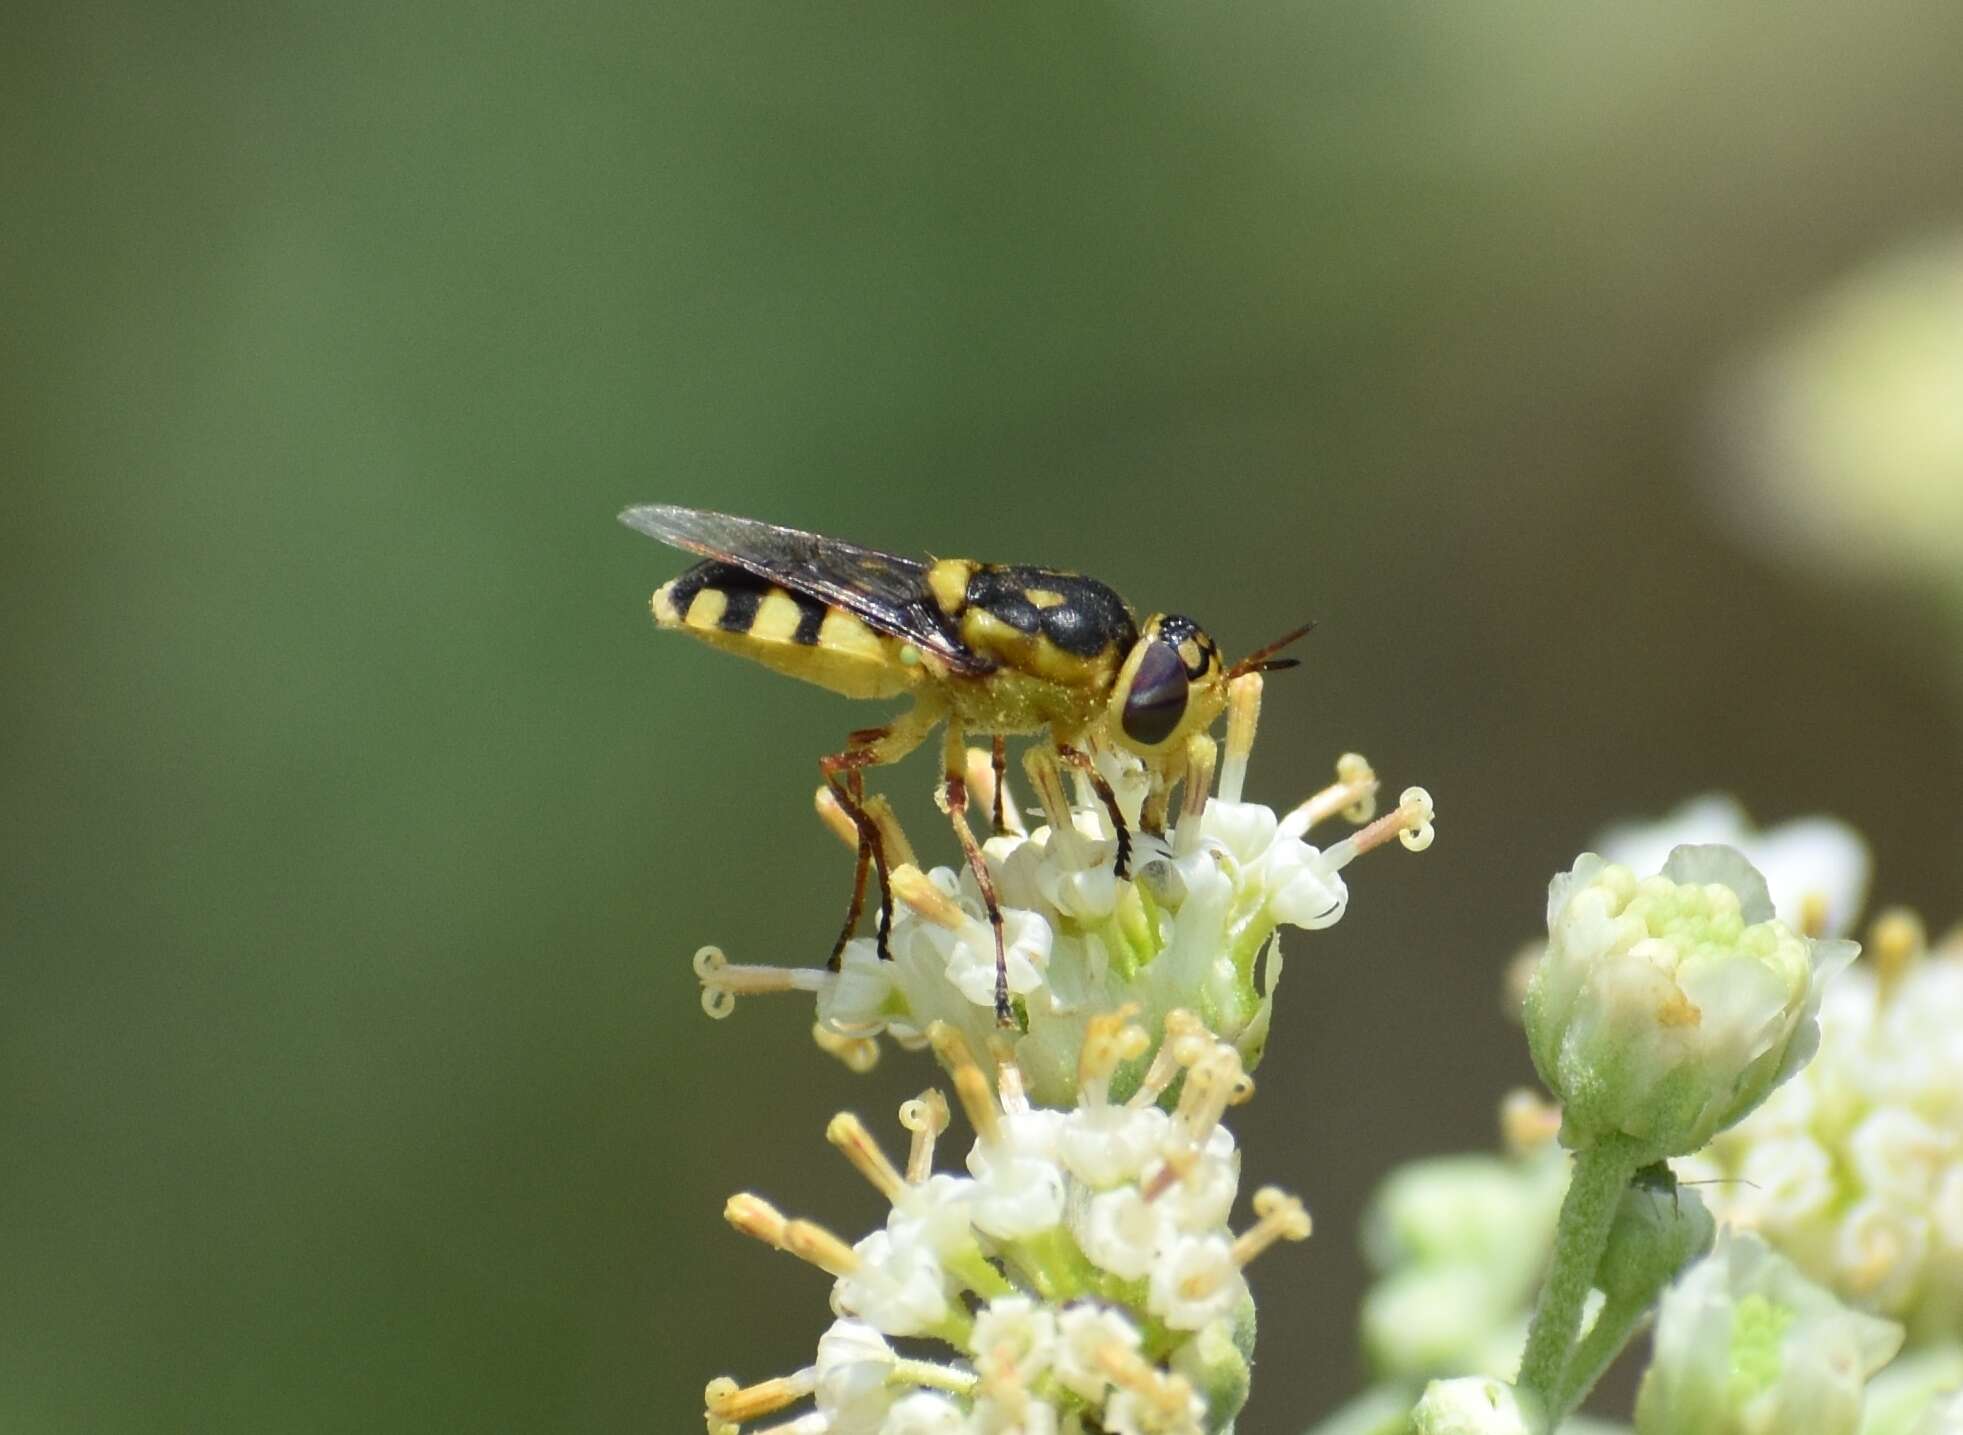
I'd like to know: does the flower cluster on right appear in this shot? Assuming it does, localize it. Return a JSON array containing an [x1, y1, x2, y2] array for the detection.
[[1317, 798, 1963, 1435]]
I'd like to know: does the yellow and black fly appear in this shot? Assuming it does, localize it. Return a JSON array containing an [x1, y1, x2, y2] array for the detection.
[[621, 504, 1310, 1022]]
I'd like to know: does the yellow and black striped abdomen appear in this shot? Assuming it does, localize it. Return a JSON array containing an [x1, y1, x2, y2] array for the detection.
[[651, 560, 918, 700]]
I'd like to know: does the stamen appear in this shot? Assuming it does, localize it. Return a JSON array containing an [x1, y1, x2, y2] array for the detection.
[[783, 1218, 861, 1277], [1797, 891, 1829, 940], [898, 1088, 950, 1183], [705, 1369, 818, 1423], [929, 1023, 1003, 1146], [1127, 1009, 1208, 1109], [1171, 1043, 1242, 1147], [696, 946, 830, 1020], [1231, 1187, 1312, 1266], [1140, 1147, 1194, 1203], [891, 864, 967, 929], [813, 787, 860, 851], [863, 795, 918, 872], [1218, 673, 1263, 804], [1323, 786, 1435, 868], [1870, 907, 1926, 998], [810, 1023, 880, 1074], [1021, 748, 1088, 865], [988, 1036, 1031, 1115], [1078, 1006, 1149, 1106], [973, 1342, 1032, 1417], [1099, 1344, 1197, 1420], [827, 1112, 906, 1202], [1172, 734, 1218, 857], [890, 1358, 979, 1396], [1280, 753, 1379, 838], [1499, 1088, 1562, 1155]]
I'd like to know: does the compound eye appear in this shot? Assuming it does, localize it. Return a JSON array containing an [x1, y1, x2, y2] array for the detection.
[[1120, 641, 1190, 747]]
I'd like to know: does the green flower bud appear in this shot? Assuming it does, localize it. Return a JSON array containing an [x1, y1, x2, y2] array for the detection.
[[1173, 1310, 1252, 1433], [1635, 1234, 1903, 1435], [1525, 845, 1855, 1159], [1596, 1165, 1715, 1306], [1411, 1376, 1548, 1435]]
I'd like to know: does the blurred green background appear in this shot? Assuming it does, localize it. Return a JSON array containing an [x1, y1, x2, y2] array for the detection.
[[7, 3, 1963, 1431]]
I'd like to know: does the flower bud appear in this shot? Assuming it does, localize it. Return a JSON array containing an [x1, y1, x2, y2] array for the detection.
[[1524, 845, 1855, 1158], [1595, 1166, 1715, 1307], [1410, 1376, 1547, 1435], [1634, 1233, 1903, 1435]]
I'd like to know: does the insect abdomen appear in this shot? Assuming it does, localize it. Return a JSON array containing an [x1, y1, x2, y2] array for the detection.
[[651, 560, 915, 699]]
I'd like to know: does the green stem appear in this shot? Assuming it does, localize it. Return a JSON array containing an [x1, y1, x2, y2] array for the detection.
[[1552, 1293, 1651, 1418], [1517, 1136, 1639, 1408]]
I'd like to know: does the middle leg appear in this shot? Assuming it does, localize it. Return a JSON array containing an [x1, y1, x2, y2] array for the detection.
[[939, 722, 1013, 1026]]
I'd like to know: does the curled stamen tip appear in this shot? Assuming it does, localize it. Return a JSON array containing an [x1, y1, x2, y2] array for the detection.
[[1396, 786, 1436, 851], [695, 946, 738, 1019], [703, 1377, 742, 1435], [1228, 1071, 1256, 1106], [899, 1088, 950, 1135]]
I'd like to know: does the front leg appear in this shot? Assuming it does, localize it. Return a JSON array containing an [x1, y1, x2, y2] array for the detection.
[[1055, 742, 1132, 880], [940, 723, 1013, 1026]]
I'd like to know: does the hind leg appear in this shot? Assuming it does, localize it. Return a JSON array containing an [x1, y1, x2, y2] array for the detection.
[[818, 702, 940, 961]]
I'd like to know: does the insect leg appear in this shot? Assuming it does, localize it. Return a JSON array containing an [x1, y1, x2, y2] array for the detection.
[[818, 702, 942, 962], [1055, 742, 1131, 880], [990, 735, 1009, 836], [823, 767, 874, 970], [940, 723, 1013, 1026]]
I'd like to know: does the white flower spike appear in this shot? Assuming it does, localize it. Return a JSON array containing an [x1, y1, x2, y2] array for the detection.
[[704, 1011, 1307, 1435]]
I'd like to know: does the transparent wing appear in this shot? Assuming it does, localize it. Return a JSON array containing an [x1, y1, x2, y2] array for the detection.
[[619, 504, 991, 674]]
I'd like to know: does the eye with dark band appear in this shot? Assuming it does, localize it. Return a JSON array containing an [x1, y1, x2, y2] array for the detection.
[[1120, 641, 1190, 746]]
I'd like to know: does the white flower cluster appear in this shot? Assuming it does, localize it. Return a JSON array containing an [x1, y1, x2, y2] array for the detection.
[[1635, 1232, 1903, 1435], [1680, 914, 1963, 1342], [696, 673, 1435, 1106], [706, 1011, 1311, 1435]]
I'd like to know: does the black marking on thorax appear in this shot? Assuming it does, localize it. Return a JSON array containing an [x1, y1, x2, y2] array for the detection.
[[964, 566, 1137, 658], [670, 559, 828, 643]]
